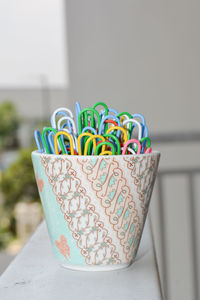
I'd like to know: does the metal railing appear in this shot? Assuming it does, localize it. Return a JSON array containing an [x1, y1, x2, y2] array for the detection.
[[151, 132, 200, 300]]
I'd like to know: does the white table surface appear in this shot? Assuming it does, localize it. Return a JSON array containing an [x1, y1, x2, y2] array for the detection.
[[0, 219, 162, 300]]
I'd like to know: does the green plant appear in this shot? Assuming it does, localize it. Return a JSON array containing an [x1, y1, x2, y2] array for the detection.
[[0, 211, 14, 249], [0, 101, 19, 149], [0, 148, 41, 249], [0, 148, 39, 211]]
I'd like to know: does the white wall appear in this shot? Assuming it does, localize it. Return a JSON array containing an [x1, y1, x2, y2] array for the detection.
[[66, 0, 200, 133], [0, 0, 67, 87], [65, 1, 200, 299]]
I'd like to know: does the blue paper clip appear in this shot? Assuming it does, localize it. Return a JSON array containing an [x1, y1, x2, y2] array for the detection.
[[57, 116, 77, 136], [47, 131, 56, 154], [130, 123, 148, 139], [75, 102, 81, 133], [130, 115, 148, 152], [42, 127, 53, 154], [48, 131, 69, 154], [82, 126, 97, 135], [51, 107, 74, 133], [100, 108, 119, 119], [132, 114, 146, 137], [34, 130, 45, 153], [99, 115, 121, 136]]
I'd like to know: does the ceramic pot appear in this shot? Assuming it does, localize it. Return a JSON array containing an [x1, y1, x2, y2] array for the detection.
[[32, 151, 160, 271]]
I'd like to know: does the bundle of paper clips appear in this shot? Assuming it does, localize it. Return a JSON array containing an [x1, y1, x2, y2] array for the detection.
[[34, 102, 152, 155]]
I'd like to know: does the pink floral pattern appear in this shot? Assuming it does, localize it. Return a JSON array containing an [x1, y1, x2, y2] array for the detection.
[[36, 174, 44, 193], [55, 235, 70, 260]]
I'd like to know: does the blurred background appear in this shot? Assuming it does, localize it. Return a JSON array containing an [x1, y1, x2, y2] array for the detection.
[[0, 1, 199, 299]]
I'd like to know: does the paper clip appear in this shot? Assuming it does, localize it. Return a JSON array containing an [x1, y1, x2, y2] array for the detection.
[[117, 112, 132, 129], [81, 126, 97, 135], [84, 135, 105, 156], [93, 102, 108, 113], [100, 108, 119, 119], [75, 101, 81, 131], [130, 123, 148, 139], [122, 139, 141, 155], [51, 107, 74, 133], [145, 147, 152, 153], [140, 137, 152, 154], [42, 127, 53, 154], [117, 112, 132, 120], [131, 113, 147, 136], [99, 115, 121, 136], [93, 101, 109, 123], [130, 124, 148, 139], [80, 127, 97, 151], [34, 102, 152, 156], [123, 118, 142, 141], [94, 141, 115, 155], [120, 147, 136, 155], [106, 126, 128, 144], [59, 127, 78, 153], [78, 108, 101, 135], [42, 127, 67, 154], [132, 113, 146, 125], [48, 131, 57, 154], [57, 116, 77, 135], [54, 131, 74, 155], [99, 151, 113, 156], [117, 112, 133, 138], [57, 117, 78, 152], [132, 113, 148, 150], [41, 128, 59, 154], [34, 130, 45, 153], [103, 134, 121, 155], [104, 120, 118, 126], [77, 132, 94, 155]]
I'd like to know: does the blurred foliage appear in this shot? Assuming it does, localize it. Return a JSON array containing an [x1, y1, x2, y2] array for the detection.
[[0, 209, 14, 249], [0, 148, 39, 249], [0, 101, 19, 149], [0, 148, 39, 210], [0, 102, 43, 249]]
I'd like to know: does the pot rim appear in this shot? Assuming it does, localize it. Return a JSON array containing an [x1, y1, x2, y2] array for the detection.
[[31, 150, 160, 158]]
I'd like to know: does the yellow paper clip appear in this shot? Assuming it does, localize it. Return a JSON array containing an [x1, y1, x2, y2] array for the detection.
[[77, 132, 93, 155], [99, 151, 112, 156], [54, 131, 74, 155], [84, 135, 106, 155], [106, 126, 128, 144]]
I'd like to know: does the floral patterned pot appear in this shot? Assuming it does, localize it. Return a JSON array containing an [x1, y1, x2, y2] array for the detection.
[[32, 151, 160, 271]]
